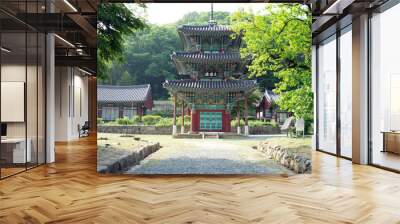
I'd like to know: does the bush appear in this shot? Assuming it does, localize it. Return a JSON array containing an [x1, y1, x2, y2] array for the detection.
[[116, 117, 134, 125], [97, 117, 104, 124], [132, 116, 141, 124], [231, 119, 245, 127], [146, 110, 173, 117], [154, 115, 191, 127], [177, 115, 191, 127], [231, 119, 278, 128], [155, 117, 173, 127], [142, 115, 162, 125]]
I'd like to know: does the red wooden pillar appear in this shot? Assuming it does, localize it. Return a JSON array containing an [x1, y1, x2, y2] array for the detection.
[[224, 111, 231, 132], [191, 109, 199, 133]]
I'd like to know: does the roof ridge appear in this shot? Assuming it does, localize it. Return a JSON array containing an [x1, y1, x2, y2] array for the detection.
[[98, 84, 150, 88]]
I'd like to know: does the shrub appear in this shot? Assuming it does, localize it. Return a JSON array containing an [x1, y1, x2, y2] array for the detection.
[[248, 120, 267, 127], [154, 116, 191, 127], [231, 119, 278, 128], [132, 116, 141, 124], [231, 119, 245, 127], [97, 117, 104, 124], [177, 115, 191, 127], [116, 117, 134, 125], [146, 110, 173, 117], [142, 115, 162, 125], [155, 117, 173, 127]]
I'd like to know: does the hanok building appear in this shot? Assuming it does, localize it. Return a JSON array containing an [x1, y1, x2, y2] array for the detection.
[[97, 85, 153, 121], [164, 15, 257, 135], [255, 89, 291, 125]]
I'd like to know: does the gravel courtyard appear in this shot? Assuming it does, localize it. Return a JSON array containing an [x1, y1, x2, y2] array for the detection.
[[124, 135, 294, 175]]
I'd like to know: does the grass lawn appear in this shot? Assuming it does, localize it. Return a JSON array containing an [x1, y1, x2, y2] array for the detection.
[[262, 137, 312, 156], [97, 133, 312, 157]]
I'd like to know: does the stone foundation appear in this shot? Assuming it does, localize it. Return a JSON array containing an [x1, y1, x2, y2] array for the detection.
[[98, 142, 160, 174], [257, 142, 311, 174]]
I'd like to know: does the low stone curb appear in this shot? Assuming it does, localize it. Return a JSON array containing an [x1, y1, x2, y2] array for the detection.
[[257, 142, 312, 174], [98, 125, 281, 135], [98, 142, 160, 174]]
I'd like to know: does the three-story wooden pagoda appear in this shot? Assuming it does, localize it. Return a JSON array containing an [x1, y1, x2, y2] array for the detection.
[[164, 14, 256, 135]]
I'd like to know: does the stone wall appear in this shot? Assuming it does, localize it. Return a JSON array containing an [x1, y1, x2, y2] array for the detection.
[[257, 142, 311, 174], [98, 125, 173, 135], [98, 125, 281, 135], [98, 142, 160, 174]]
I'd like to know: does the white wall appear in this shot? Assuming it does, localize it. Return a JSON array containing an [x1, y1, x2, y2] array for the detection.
[[55, 67, 89, 141]]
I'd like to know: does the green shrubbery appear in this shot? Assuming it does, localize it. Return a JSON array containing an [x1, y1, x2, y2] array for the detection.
[[116, 117, 134, 125], [231, 119, 278, 128], [142, 115, 162, 125], [102, 116, 280, 128], [97, 118, 104, 124], [106, 115, 192, 127], [154, 117, 173, 127], [154, 115, 191, 127]]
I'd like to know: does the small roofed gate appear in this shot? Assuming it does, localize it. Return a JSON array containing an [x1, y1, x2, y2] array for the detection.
[[163, 12, 256, 135]]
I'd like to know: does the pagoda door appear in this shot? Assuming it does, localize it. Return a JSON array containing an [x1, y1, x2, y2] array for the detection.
[[199, 111, 223, 131]]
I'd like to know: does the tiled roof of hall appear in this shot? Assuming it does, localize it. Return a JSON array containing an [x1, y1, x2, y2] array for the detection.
[[97, 84, 151, 103], [163, 79, 257, 93], [177, 23, 234, 36], [171, 52, 250, 63]]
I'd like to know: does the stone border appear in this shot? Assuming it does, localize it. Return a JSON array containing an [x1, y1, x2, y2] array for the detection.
[[98, 142, 160, 174], [98, 125, 281, 135], [257, 142, 311, 174]]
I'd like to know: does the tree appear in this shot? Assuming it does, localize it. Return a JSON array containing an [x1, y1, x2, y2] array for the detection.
[[97, 3, 146, 80], [231, 89, 262, 118], [176, 11, 231, 25], [119, 70, 133, 85], [231, 4, 313, 121]]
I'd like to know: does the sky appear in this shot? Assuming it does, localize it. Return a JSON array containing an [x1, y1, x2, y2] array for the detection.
[[128, 3, 267, 25]]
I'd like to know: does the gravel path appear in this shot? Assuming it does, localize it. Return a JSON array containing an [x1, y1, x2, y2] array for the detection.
[[125, 137, 294, 175]]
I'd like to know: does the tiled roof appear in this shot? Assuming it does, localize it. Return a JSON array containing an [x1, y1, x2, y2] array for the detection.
[[178, 24, 233, 35], [256, 89, 279, 107], [97, 84, 151, 103], [264, 89, 279, 103], [163, 80, 257, 92], [171, 52, 243, 63]]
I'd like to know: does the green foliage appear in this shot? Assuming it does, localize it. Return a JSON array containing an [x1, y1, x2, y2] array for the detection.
[[154, 117, 173, 127], [132, 116, 142, 124], [176, 11, 231, 25], [97, 118, 104, 124], [231, 89, 262, 117], [97, 3, 146, 80], [146, 110, 173, 117], [231, 4, 313, 121], [231, 119, 278, 128], [153, 116, 191, 127], [177, 115, 191, 127], [119, 70, 134, 85], [142, 115, 162, 125], [116, 117, 135, 125], [100, 24, 181, 98]]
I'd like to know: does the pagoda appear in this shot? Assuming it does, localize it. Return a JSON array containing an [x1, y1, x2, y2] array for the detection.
[[163, 6, 257, 135]]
